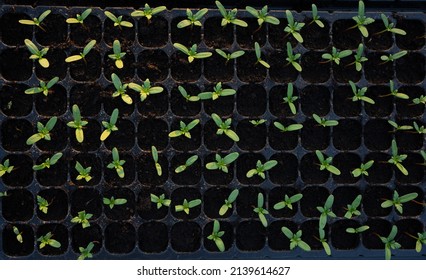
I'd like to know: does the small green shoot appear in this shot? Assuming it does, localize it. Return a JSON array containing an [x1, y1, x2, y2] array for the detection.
[[310, 4, 324, 28], [380, 80, 409, 99], [0, 191, 8, 197], [178, 85, 200, 102], [25, 77, 59, 96], [33, 153, 62, 171], [376, 225, 400, 260], [219, 189, 239, 216], [175, 198, 202, 215], [344, 195, 362, 219], [412, 121, 426, 134], [19, 10, 51, 31], [128, 79, 164, 102], [285, 42, 302, 72], [103, 196, 127, 209], [100, 108, 119, 141], [13, 226, 23, 243], [249, 119, 266, 126], [216, 1, 248, 27], [284, 10, 305, 43], [273, 121, 303, 132], [175, 155, 199, 173], [198, 82, 235, 100], [254, 193, 269, 227], [66, 9, 92, 24], [313, 114, 339, 127], [317, 194, 336, 229], [37, 195, 50, 214], [111, 73, 132, 105], [380, 51, 407, 63], [130, 4, 166, 22], [281, 227, 311, 251], [246, 5, 280, 27], [206, 152, 239, 173], [151, 146, 162, 176], [104, 11, 133, 28], [168, 119, 200, 139], [177, 8, 208, 28], [322, 47, 352, 65], [24, 39, 49, 68], [37, 232, 61, 249], [107, 147, 125, 178], [388, 139, 408, 175], [0, 159, 14, 177], [65, 40, 96, 63], [207, 220, 225, 252], [75, 161, 92, 182], [351, 160, 374, 178], [317, 228, 331, 256], [351, 0, 375, 37], [67, 104, 87, 143], [150, 193, 171, 209], [211, 113, 240, 142], [346, 225, 370, 234], [349, 81, 375, 104], [71, 210, 93, 228], [412, 95, 426, 105], [282, 83, 298, 115], [273, 193, 303, 211], [215, 49, 245, 64], [348, 43, 368, 71], [78, 242, 95, 260], [381, 190, 418, 214], [388, 120, 413, 132], [254, 42, 270, 68], [108, 40, 126, 69], [377, 14, 406, 35], [246, 160, 278, 180], [26, 117, 57, 145], [405, 232, 426, 253], [174, 43, 212, 63], [315, 150, 341, 175]]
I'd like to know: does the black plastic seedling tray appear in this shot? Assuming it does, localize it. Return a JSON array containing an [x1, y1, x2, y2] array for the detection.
[[0, 2, 425, 260]]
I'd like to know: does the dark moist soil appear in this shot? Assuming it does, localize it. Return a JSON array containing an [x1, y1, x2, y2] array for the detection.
[[236, 153, 266, 185], [104, 153, 136, 186], [101, 85, 135, 117], [204, 52, 234, 83], [203, 119, 235, 151], [395, 119, 424, 151], [1, 154, 33, 187], [2, 223, 34, 256], [364, 85, 393, 117], [36, 188, 68, 221], [137, 119, 169, 151], [170, 221, 201, 252], [138, 222, 168, 253], [103, 187, 135, 221], [170, 84, 201, 116], [36, 224, 68, 255], [138, 16, 168, 47], [363, 185, 393, 217], [70, 153, 102, 187], [171, 17, 201, 46], [268, 153, 298, 184], [395, 53, 425, 84], [70, 120, 101, 152], [34, 14, 67, 47], [363, 119, 392, 151], [70, 188, 102, 218], [35, 48, 67, 80], [300, 19, 330, 50], [203, 91, 234, 116], [331, 219, 361, 250], [170, 118, 202, 151], [204, 17, 234, 48], [137, 187, 169, 220], [301, 119, 330, 151], [269, 85, 299, 117], [137, 50, 169, 82], [203, 187, 232, 219], [267, 220, 297, 251], [137, 153, 168, 186], [2, 189, 33, 221], [333, 85, 361, 117], [300, 220, 327, 250], [0, 13, 33, 46], [69, 15, 102, 47], [69, 50, 102, 81], [236, 84, 267, 117], [395, 153, 424, 184], [268, 19, 298, 49], [171, 187, 202, 220], [300, 86, 330, 116], [236, 120, 266, 151], [0, 83, 33, 116], [236, 187, 264, 218], [332, 153, 361, 184], [36, 118, 68, 152], [236, 18, 267, 49], [138, 88, 169, 117], [236, 221, 266, 251], [103, 51, 136, 81], [395, 219, 424, 249], [203, 153, 234, 185], [171, 52, 202, 82], [268, 51, 299, 83], [332, 119, 362, 150], [268, 187, 299, 218], [300, 153, 330, 184], [268, 119, 299, 151], [104, 119, 135, 151], [332, 186, 361, 217], [35, 84, 67, 116], [332, 56, 362, 83], [69, 83, 102, 116], [203, 221, 234, 252], [0, 48, 32, 81], [362, 218, 392, 249], [300, 51, 330, 83], [364, 152, 393, 184], [332, 19, 362, 49], [171, 153, 202, 185], [395, 86, 425, 117], [300, 186, 329, 217], [394, 185, 424, 216], [395, 19, 425, 50], [365, 21, 393, 50], [103, 15, 135, 47], [105, 222, 136, 254], [236, 51, 267, 83], [1, 119, 33, 151], [71, 224, 102, 255], [364, 52, 394, 84]]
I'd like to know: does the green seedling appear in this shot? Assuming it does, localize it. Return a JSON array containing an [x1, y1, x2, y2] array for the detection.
[[26, 117, 57, 145], [388, 139, 408, 175], [207, 220, 225, 252], [380, 51, 407, 63], [313, 114, 339, 127], [13, 226, 23, 243], [111, 73, 132, 105], [206, 152, 239, 173], [67, 104, 87, 143], [380, 80, 409, 99], [75, 161, 92, 182], [413, 122, 426, 134], [254, 193, 269, 227], [349, 81, 375, 104], [347, 43, 368, 71], [130, 4, 166, 21], [317, 194, 336, 229], [0, 159, 14, 177], [100, 108, 119, 141], [346, 225, 370, 234], [405, 232, 426, 253], [284, 10, 305, 43], [274, 121, 303, 132], [351, 160, 374, 178], [24, 39, 49, 68], [151, 146, 162, 176], [0, 191, 8, 197], [388, 120, 413, 132], [175, 198, 202, 215], [174, 43, 212, 63], [219, 189, 239, 216], [316, 228, 331, 256], [215, 49, 245, 64], [66, 8, 92, 24], [246, 5, 280, 28], [178, 85, 200, 102], [128, 79, 164, 102], [254, 42, 270, 68], [108, 40, 126, 69], [420, 151, 426, 166], [198, 82, 236, 100], [37, 195, 50, 214], [175, 155, 199, 173], [168, 119, 200, 139], [412, 95, 426, 105], [376, 225, 400, 260], [37, 232, 61, 249], [249, 119, 266, 126], [376, 14, 406, 35], [285, 42, 302, 72], [273, 193, 303, 210], [350, 0, 374, 37], [321, 47, 352, 65], [211, 113, 240, 142], [33, 153, 62, 171], [65, 40, 96, 63], [104, 11, 133, 28], [281, 227, 311, 251], [216, 0, 248, 27], [315, 150, 341, 175], [19, 10, 51, 31], [78, 242, 95, 260], [177, 8, 208, 28], [150, 193, 171, 209], [381, 190, 418, 214], [344, 195, 362, 219], [309, 4, 324, 28], [107, 147, 125, 178], [103, 196, 127, 209], [71, 210, 93, 229], [246, 160, 278, 180], [282, 83, 298, 115], [25, 77, 59, 96]]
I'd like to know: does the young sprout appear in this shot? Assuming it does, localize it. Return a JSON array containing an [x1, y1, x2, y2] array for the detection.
[[351, 160, 374, 177], [349, 81, 375, 104], [315, 150, 341, 175], [274, 121, 303, 132], [13, 226, 23, 243], [207, 220, 225, 252], [377, 14, 406, 35], [284, 10, 305, 43], [37, 195, 50, 214], [388, 139, 408, 175], [412, 95, 426, 105], [66, 8, 92, 24], [380, 80, 409, 99], [273, 193, 303, 210], [321, 47, 352, 65], [380, 51, 407, 63], [175, 155, 199, 173], [19, 10, 51, 31], [388, 120, 413, 132], [351, 0, 375, 37], [313, 114, 339, 127], [100, 108, 119, 141], [108, 40, 126, 69], [175, 198, 202, 215], [178, 85, 200, 102], [65, 40, 96, 63], [24, 39, 49, 68], [348, 43, 368, 72], [130, 4, 166, 22], [215, 0, 248, 27], [33, 153, 62, 171], [344, 195, 362, 219], [111, 73, 132, 105], [215, 49, 245, 64], [317, 228, 331, 256], [420, 151, 426, 166], [151, 146, 162, 176], [67, 104, 87, 143], [169, 119, 200, 139], [249, 119, 267, 126], [381, 190, 418, 214], [405, 232, 426, 253], [107, 147, 125, 178], [246, 5, 280, 27], [128, 79, 164, 102], [310, 4, 324, 28], [173, 43, 212, 63], [254, 193, 269, 227], [0, 159, 14, 177], [346, 225, 370, 234], [75, 161, 92, 182], [412, 122, 425, 134], [198, 82, 236, 100], [246, 160, 278, 180], [78, 242, 95, 260], [177, 8, 208, 28], [376, 225, 401, 260], [104, 11, 133, 28], [281, 227, 311, 251], [150, 193, 171, 209], [103, 196, 127, 209], [37, 232, 61, 249], [219, 189, 239, 216], [281, 83, 298, 115], [211, 113, 240, 142], [317, 194, 336, 229], [26, 117, 57, 145], [206, 152, 239, 173], [25, 77, 59, 96], [0, 191, 8, 197], [254, 42, 270, 68], [71, 210, 93, 228], [285, 42, 302, 72]]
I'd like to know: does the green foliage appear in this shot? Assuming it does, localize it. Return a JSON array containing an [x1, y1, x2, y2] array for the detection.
[[246, 160, 278, 180], [385, 80, 409, 99], [215, 49, 245, 64], [349, 81, 375, 104], [111, 73, 132, 104], [253, 193, 269, 227], [178, 85, 200, 102], [273, 193, 303, 210], [211, 113, 240, 142], [24, 39, 49, 68], [413, 121, 426, 134], [310, 4, 324, 28], [254, 42, 270, 68], [174, 155, 199, 173], [13, 226, 23, 243], [173, 43, 212, 63], [177, 8, 208, 28], [352, 0, 375, 37], [249, 119, 266, 126], [107, 147, 126, 178], [130, 4, 166, 21], [315, 150, 341, 175], [66, 9, 92, 24], [281, 227, 311, 251], [351, 160, 374, 178], [75, 161, 92, 182], [379, 14, 406, 35], [318, 228, 331, 256], [219, 189, 239, 216], [281, 83, 298, 115], [65, 40, 96, 63], [26, 117, 57, 145], [104, 11, 133, 28], [388, 139, 408, 175], [412, 95, 426, 105], [344, 195, 362, 219], [350, 43, 368, 71], [346, 225, 370, 234], [71, 210, 93, 228], [150, 193, 171, 209], [108, 40, 126, 69], [317, 195, 336, 229], [128, 79, 164, 102], [377, 225, 401, 260], [388, 120, 413, 132], [175, 198, 202, 215], [313, 114, 339, 127], [0, 191, 8, 197], [25, 77, 59, 96], [381, 190, 418, 214], [0, 159, 14, 177], [216, 1, 248, 27], [207, 220, 225, 252], [206, 152, 239, 173], [168, 119, 200, 139], [246, 5, 280, 27], [151, 146, 162, 176], [380, 51, 407, 63], [33, 152, 62, 171], [78, 242, 95, 260], [284, 10, 305, 43], [103, 196, 127, 209], [67, 104, 88, 143], [285, 42, 302, 72], [406, 232, 426, 253], [37, 232, 61, 249], [273, 121, 303, 132], [37, 195, 50, 214], [198, 82, 236, 100], [322, 47, 352, 65], [19, 10, 51, 31], [101, 108, 119, 141]]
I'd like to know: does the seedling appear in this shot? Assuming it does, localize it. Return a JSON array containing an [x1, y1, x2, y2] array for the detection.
[[130, 4, 166, 22], [19, 10, 51, 31], [376, 225, 401, 260], [376, 14, 406, 35], [405, 232, 426, 253], [215, 49, 245, 64], [285, 42, 302, 72], [107, 147, 125, 178], [173, 43, 212, 63], [309, 4, 324, 28], [37, 232, 61, 249], [13, 226, 23, 243], [284, 10, 305, 43], [71, 210, 93, 228], [254, 193, 269, 227], [25, 77, 59, 96], [175, 155, 199, 173], [108, 40, 126, 69], [75, 161, 92, 182], [198, 82, 236, 100], [249, 119, 266, 126], [151, 146, 162, 176], [150, 193, 171, 209], [412, 121, 426, 134], [0, 159, 14, 177], [219, 189, 239, 216], [350, 0, 375, 37], [380, 51, 407, 63], [346, 225, 370, 234], [168, 119, 200, 139], [388, 120, 413, 132], [211, 113, 240, 142], [206, 152, 239, 174], [37, 195, 50, 214], [177, 8, 208, 28], [388, 139, 408, 175], [24, 39, 49, 68], [313, 114, 339, 127], [175, 198, 202, 215], [246, 5, 280, 28], [103, 196, 127, 209], [254, 42, 270, 68], [349, 81, 375, 104], [100, 108, 119, 141], [274, 121, 303, 132], [66, 8, 92, 24], [344, 195, 362, 219], [317, 228, 331, 256], [216, 1, 248, 27], [317, 194, 336, 229], [65, 40, 96, 63], [420, 151, 426, 166], [111, 73, 132, 105], [348, 43, 368, 71], [33, 153, 62, 171], [381, 190, 418, 214], [321, 47, 352, 65], [246, 160, 278, 180], [78, 242, 95, 260], [380, 80, 409, 99], [282, 83, 298, 115], [315, 150, 341, 175], [0, 191, 8, 197], [178, 85, 200, 102], [281, 227, 311, 251], [26, 117, 57, 145], [104, 11, 133, 28], [207, 220, 225, 252], [67, 104, 87, 143], [351, 160, 374, 178], [273, 193, 303, 211], [412, 95, 426, 105], [129, 79, 164, 102]]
